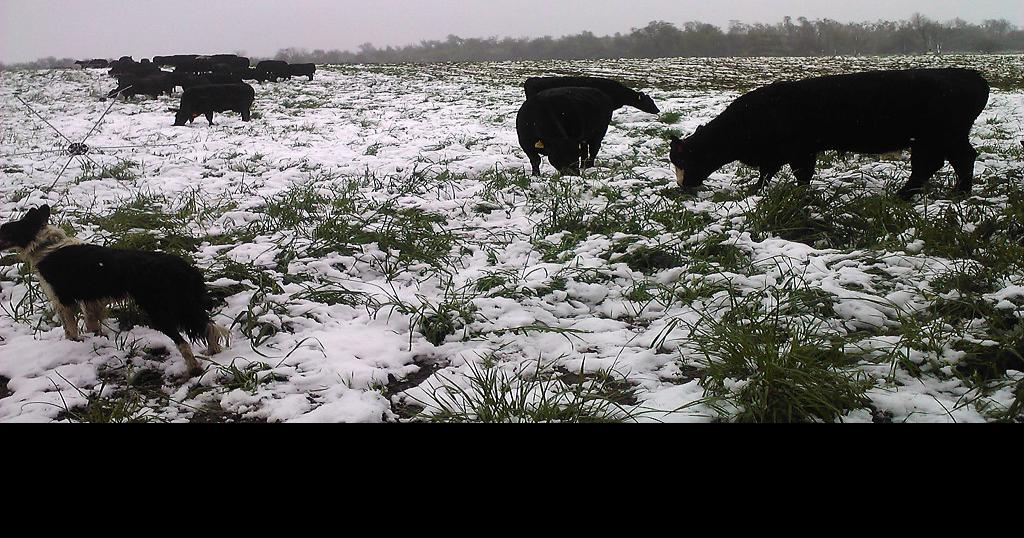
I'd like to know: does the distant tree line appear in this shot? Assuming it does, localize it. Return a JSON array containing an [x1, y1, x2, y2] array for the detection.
[[274, 15, 1023, 64], [1, 14, 1021, 71], [0, 56, 77, 71]]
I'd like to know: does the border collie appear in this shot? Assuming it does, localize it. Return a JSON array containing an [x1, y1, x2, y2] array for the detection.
[[0, 205, 229, 374]]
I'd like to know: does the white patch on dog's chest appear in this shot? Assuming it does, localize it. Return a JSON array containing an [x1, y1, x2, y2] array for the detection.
[[35, 275, 60, 306]]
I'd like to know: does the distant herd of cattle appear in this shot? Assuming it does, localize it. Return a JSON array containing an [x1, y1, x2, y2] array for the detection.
[[73, 55, 993, 199], [75, 53, 312, 130]]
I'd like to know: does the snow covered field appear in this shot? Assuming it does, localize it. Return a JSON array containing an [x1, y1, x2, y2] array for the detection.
[[1, 54, 1022, 422]]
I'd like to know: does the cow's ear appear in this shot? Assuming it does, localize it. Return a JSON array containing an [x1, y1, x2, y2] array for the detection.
[[39, 205, 51, 224]]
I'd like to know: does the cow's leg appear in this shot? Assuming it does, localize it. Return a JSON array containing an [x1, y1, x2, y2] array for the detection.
[[523, 148, 542, 176], [790, 153, 818, 185], [947, 138, 979, 197], [898, 143, 945, 200], [241, 107, 251, 122], [754, 163, 783, 192], [205, 111, 214, 125]]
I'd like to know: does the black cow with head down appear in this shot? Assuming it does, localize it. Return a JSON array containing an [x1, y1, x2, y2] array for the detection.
[[108, 72, 175, 99], [669, 68, 990, 200], [517, 87, 617, 176], [240, 67, 268, 83], [518, 77, 659, 176], [288, 63, 316, 81], [173, 83, 256, 126], [256, 60, 291, 82]]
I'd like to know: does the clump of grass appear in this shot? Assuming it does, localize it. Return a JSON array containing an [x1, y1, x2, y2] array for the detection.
[[232, 287, 289, 349], [85, 192, 200, 261], [249, 181, 457, 275], [611, 243, 685, 274], [87, 192, 178, 235], [217, 359, 287, 393], [75, 159, 138, 183], [371, 279, 478, 347], [527, 175, 712, 265], [745, 182, 850, 247], [403, 358, 635, 423], [743, 181, 1023, 268], [686, 279, 873, 423], [660, 111, 683, 124], [53, 373, 161, 423]]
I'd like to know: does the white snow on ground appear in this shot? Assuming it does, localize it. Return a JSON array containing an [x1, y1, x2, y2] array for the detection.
[[1, 55, 1022, 422]]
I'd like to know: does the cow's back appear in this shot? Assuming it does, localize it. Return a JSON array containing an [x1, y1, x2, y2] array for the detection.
[[183, 83, 255, 108], [531, 87, 615, 139], [731, 68, 989, 153]]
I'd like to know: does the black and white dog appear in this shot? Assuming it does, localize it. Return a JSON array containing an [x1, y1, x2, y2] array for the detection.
[[0, 205, 229, 374]]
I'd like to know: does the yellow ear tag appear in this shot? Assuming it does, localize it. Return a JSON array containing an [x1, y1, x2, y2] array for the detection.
[[534, 140, 545, 149]]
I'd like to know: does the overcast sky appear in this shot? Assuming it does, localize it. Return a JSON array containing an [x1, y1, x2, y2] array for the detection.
[[1, 0, 1021, 62]]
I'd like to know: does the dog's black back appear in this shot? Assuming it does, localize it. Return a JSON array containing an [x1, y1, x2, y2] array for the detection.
[[36, 245, 215, 342]]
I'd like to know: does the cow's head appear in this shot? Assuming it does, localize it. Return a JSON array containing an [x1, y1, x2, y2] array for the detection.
[[0, 205, 50, 251], [546, 143, 582, 176], [636, 92, 660, 115], [173, 108, 191, 126], [669, 134, 711, 192]]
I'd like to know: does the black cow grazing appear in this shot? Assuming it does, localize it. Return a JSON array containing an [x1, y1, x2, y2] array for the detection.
[[173, 83, 256, 126], [256, 60, 290, 82], [669, 68, 990, 200], [525, 76, 660, 114], [240, 67, 267, 83], [288, 63, 316, 81], [108, 72, 175, 99], [517, 87, 617, 176]]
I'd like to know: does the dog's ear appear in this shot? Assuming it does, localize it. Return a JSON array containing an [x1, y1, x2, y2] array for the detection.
[[22, 205, 50, 229]]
